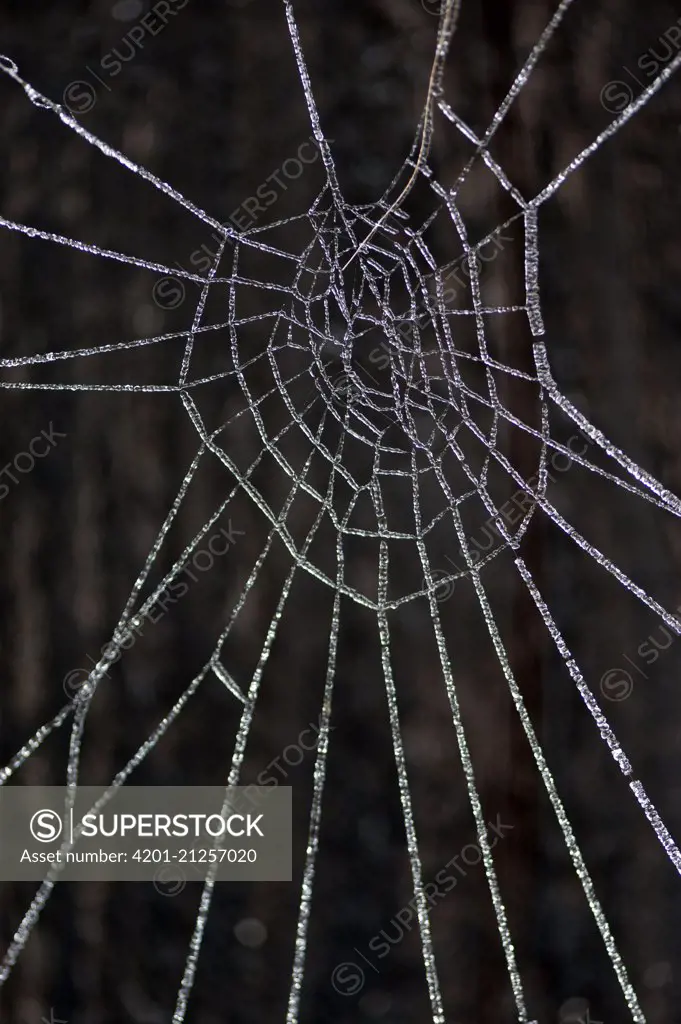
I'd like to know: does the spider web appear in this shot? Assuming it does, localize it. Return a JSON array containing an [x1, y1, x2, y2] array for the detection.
[[1, 1, 681, 1020]]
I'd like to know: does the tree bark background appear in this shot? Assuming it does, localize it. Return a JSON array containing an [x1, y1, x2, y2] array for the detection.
[[1, 1, 681, 1023]]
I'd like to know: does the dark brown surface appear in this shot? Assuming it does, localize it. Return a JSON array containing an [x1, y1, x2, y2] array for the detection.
[[1, 1, 681, 1022]]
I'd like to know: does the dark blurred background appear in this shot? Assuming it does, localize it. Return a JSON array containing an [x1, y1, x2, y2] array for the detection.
[[2, 1, 681, 1022]]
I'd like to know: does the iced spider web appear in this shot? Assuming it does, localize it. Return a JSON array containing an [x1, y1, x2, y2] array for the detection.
[[1, 0, 681, 1020]]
